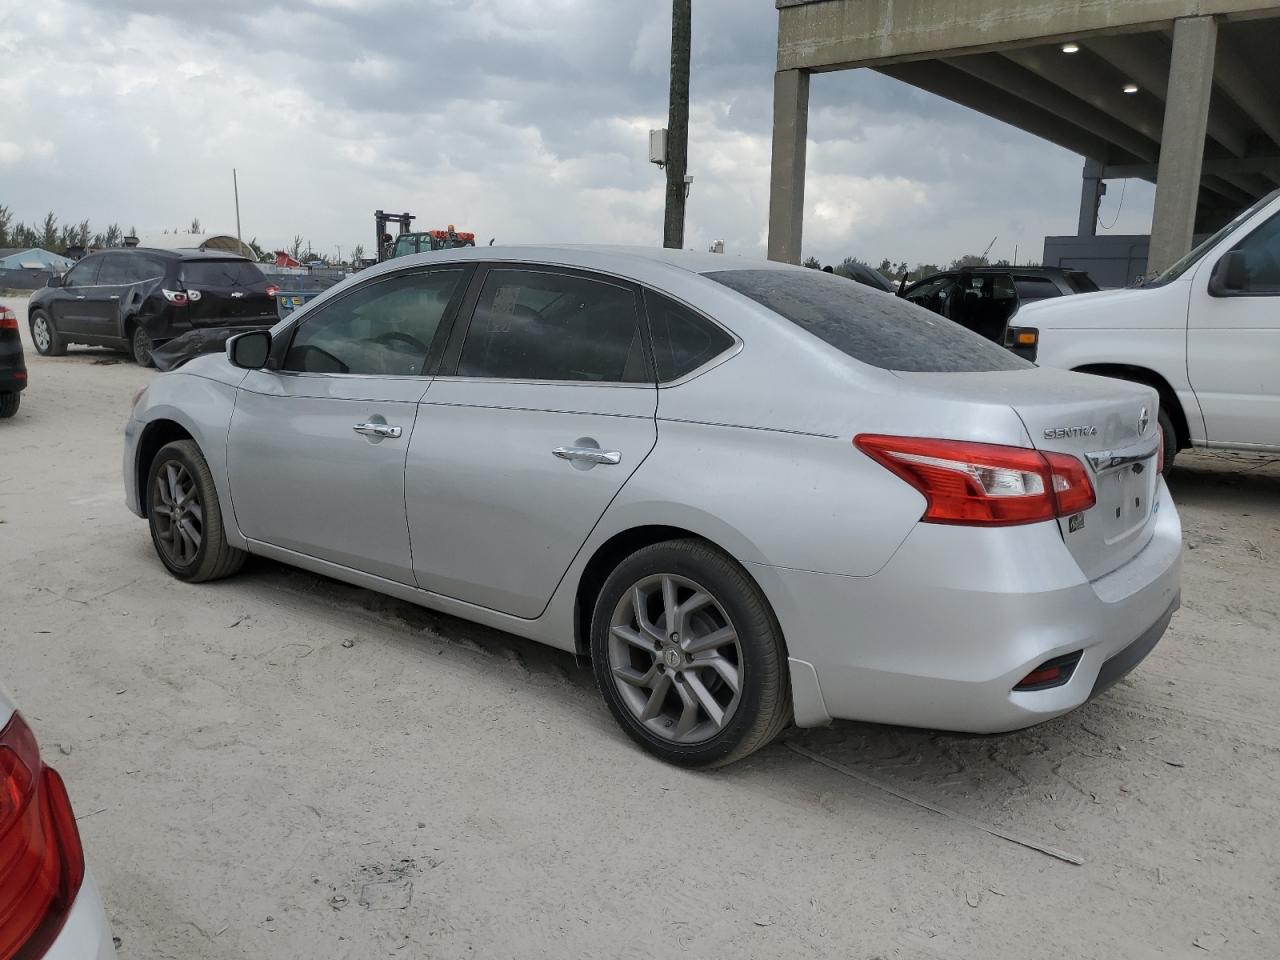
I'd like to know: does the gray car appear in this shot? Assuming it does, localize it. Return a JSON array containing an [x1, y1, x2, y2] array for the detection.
[[123, 246, 1182, 767]]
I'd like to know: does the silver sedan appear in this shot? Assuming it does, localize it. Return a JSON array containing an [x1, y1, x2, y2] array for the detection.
[[124, 246, 1182, 766]]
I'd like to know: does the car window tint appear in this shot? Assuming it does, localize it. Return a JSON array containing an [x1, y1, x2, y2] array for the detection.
[[64, 257, 101, 287], [904, 276, 952, 312], [1013, 278, 1061, 301], [1230, 212, 1280, 293], [457, 269, 648, 382], [1064, 271, 1099, 294], [133, 256, 166, 283], [96, 254, 133, 285], [643, 290, 733, 382], [284, 269, 464, 376], [707, 268, 1030, 373], [181, 260, 266, 288]]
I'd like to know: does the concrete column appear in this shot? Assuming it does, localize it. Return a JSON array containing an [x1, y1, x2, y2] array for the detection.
[[1077, 158, 1105, 237], [767, 69, 810, 264], [1148, 16, 1217, 273]]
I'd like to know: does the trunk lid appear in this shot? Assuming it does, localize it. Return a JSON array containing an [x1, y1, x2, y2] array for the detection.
[[895, 368, 1162, 581], [180, 259, 278, 326]]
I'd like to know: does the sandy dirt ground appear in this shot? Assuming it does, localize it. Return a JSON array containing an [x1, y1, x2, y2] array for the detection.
[[1, 294, 1278, 959]]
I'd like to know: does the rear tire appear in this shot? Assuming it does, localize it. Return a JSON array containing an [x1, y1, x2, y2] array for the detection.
[[146, 439, 246, 582], [1157, 407, 1177, 476], [0, 392, 18, 418], [591, 539, 791, 768], [130, 324, 155, 367], [29, 311, 66, 357]]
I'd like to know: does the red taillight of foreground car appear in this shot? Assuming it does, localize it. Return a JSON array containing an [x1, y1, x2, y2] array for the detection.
[[0, 713, 86, 960], [161, 289, 188, 306], [0, 308, 17, 330], [265, 285, 280, 297], [854, 435, 1096, 526]]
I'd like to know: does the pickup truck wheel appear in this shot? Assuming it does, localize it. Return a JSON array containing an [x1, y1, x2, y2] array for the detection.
[[1158, 407, 1177, 476]]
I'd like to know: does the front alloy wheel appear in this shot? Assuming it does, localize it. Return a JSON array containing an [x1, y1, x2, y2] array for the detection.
[[592, 539, 792, 768], [151, 459, 203, 567], [29, 312, 65, 356], [146, 440, 246, 582]]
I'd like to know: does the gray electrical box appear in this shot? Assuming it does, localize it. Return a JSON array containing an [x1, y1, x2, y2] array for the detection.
[[649, 128, 668, 166]]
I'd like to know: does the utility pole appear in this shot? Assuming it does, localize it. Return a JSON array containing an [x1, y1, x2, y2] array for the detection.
[[663, 0, 691, 249]]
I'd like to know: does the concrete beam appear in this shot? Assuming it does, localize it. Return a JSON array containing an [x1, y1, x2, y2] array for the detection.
[[776, 0, 1276, 72], [1214, 33, 1280, 151], [944, 53, 1159, 160], [767, 69, 810, 265], [1103, 155, 1280, 178], [1150, 16, 1218, 272], [874, 60, 1122, 162]]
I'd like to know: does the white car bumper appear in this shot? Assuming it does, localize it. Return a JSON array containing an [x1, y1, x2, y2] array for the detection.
[[757, 480, 1183, 733], [43, 871, 114, 960]]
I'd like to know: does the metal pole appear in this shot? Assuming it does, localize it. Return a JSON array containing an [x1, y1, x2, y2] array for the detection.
[[663, 0, 691, 249], [233, 168, 242, 245]]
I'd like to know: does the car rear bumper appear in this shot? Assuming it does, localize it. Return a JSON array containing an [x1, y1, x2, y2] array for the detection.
[[0, 369, 26, 391], [754, 479, 1182, 733], [43, 870, 115, 960]]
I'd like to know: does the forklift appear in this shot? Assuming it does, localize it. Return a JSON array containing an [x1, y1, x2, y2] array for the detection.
[[375, 210, 478, 262]]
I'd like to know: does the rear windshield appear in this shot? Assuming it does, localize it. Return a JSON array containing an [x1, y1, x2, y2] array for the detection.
[[181, 260, 266, 288], [706, 269, 1031, 373]]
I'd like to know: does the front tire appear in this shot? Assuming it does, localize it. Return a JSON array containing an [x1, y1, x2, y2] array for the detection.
[[591, 539, 791, 768], [146, 439, 246, 582], [130, 324, 155, 367], [29, 311, 66, 357], [0, 392, 18, 418]]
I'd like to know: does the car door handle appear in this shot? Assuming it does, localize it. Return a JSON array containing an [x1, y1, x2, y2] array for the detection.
[[553, 445, 622, 465], [75, 295, 86, 300], [353, 422, 403, 439]]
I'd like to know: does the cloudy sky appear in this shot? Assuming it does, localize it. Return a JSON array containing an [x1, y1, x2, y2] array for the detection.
[[0, 0, 1157, 266]]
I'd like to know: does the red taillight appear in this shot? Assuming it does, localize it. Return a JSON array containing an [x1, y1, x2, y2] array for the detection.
[[265, 285, 280, 297], [0, 714, 86, 960], [855, 435, 1097, 526], [0, 308, 17, 330], [161, 289, 188, 306]]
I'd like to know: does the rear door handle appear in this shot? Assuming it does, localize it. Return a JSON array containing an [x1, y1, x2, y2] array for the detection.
[[75, 295, 86, 300], [553, 445, 621, 465], [353, 422, 403, 439], [109, 295, 120, 300]]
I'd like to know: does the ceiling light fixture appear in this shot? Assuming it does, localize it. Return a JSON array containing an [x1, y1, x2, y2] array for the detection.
[[1122, 82, 1139, 94], [1061, 42, 1080, 53]]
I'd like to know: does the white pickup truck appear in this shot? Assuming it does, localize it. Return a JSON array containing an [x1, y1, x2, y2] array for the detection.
[[1022, 189, 1280, 471]]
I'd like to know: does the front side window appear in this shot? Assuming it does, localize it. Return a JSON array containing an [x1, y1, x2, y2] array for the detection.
[[904, 276, 953, 313], [283, 269, 464, 376], [1228, 213, 1280, 294], [708, 268, 1030, 373], [63, 257, 102, 287], [457, 269, 648, 382], [643, 290, 733, 382]]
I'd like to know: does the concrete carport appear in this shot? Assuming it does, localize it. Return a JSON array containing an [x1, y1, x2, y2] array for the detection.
[[768, 0, 1280, 273]]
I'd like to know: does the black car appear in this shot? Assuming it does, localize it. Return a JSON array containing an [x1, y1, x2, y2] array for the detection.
[[0, 304, 26, 418], [27, 248, 279, 366], [898, 266, 1099, 359]]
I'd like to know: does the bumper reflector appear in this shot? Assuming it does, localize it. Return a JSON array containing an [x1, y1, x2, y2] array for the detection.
[[1014, 651, 1083, 691]]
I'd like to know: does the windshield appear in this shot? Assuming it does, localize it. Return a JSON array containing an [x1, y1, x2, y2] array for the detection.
[[1148, 189, 1280, 285], [707, 268, 1030, 373]]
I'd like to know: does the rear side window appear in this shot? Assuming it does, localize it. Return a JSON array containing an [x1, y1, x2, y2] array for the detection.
[[457, 269, 648, 383], [181, 260, 266, 288], [644, 290, 734, 382], [1013, 277, 1062, 301], [96, 254, 134, 285], [707, 269, 1030, 373]]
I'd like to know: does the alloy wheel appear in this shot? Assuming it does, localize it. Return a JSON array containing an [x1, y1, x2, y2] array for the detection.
[[32, 316, 51, 353], [151, 460, 203, 566], [133, 327, 153, 365], [607, 573, 743, 744]]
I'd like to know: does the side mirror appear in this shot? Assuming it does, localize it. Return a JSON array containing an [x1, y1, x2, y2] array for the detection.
[[1208, 249, 1248, 296], [46, 274, 63, 288], [227, 330, 272, 369]]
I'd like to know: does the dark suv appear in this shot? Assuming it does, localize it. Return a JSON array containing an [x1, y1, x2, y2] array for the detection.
[[0, 304, 26, 418], [27, 248, 279, 366]]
